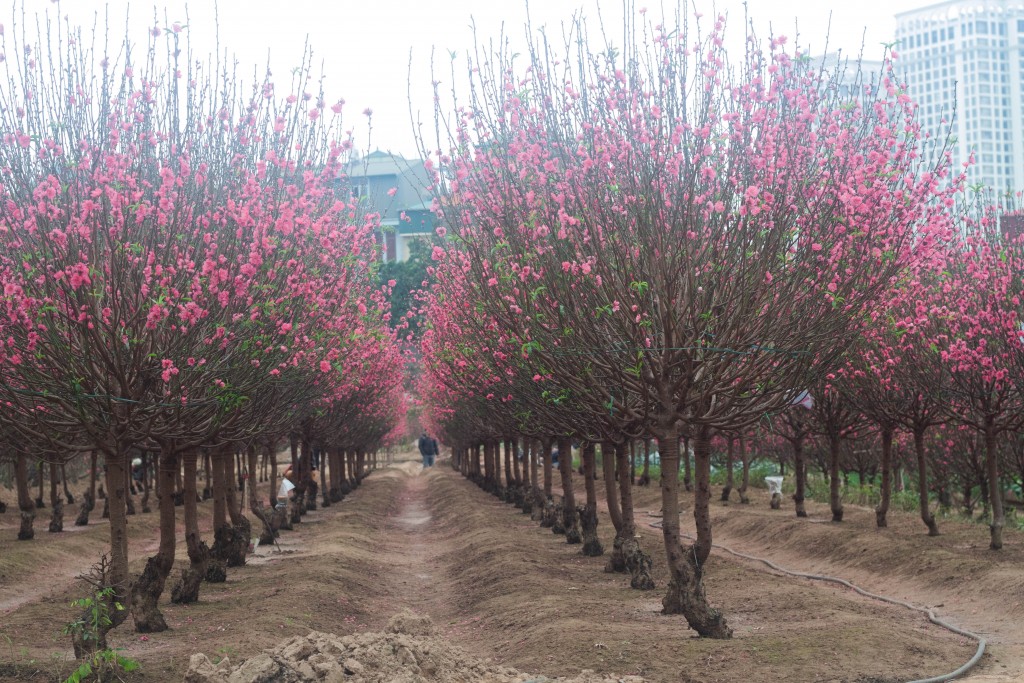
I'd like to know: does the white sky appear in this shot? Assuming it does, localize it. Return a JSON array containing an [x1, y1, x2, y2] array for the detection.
[[12, 0, 926, 157]]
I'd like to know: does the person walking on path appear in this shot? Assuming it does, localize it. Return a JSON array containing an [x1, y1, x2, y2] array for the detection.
[[418, 432, 438, 468]]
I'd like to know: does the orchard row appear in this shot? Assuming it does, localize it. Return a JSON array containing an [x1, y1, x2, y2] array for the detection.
[[416, 9, 1024, 640], [0, 16, 405, 655]]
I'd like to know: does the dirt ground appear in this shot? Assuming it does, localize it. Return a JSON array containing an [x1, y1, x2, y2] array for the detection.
[[0, 456, 1019, 682]]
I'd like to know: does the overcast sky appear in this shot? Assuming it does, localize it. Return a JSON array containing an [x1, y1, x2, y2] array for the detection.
[[13, 0, 927, 156]]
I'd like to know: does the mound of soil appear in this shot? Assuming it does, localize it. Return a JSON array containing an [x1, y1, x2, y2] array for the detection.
[[185, 612, 645, 683]]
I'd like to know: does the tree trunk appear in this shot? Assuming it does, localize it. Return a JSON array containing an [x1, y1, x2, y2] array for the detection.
[[15, 453, 35, 540], [222, 447, 251, 568], [202, 452, 212, 501], [629, 441, 636, 485], [640, 439, 651, 487], [529, 440, 541, 517], [737, 435, 751, 504], [482, 440, 493, 490], [320, 447, 332, 508], [100, 448, 131, 639], [140, 451, 152, 514], [602, 441, 626, 573], [205, 449, 229, 583], [61, 462, 74, 504], [48, 461, 64, 532], [247, 444, 276, 547], [513, 437, 522, 485], [682, 436, 692, 492], [984, 421, 1004, 550], [172, 449, 209, 604], [540, 438, 556, 528], [212, 448, 227, 531], [913, 427, 939, 536], [876, 426, 893, 528], [35, 459, 45, 509], [269, 444, 280, 507], [503, 438, 513, 494], [617, 441, 654, 590], [130, 446, 177, 632], [720, 436, 734, 502], [829, 434, 843, 522], [579, 443, 603, 556], [793, 433, 807, 518], [299, 438, 317, 513], [557, 436, 580, 543], [329, 447, 341, 502], [267, 441, 287, 539], [76, 451, 97, 526], [658, 424, 731, 638], [124, 462, 136, 516]]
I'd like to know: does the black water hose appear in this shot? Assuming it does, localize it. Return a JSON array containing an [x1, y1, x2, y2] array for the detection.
[[648, 520, 987, 683]]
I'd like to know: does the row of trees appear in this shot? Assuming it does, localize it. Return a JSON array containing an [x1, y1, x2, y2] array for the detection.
[[0, 15, 405, 652], [416, 6, 1022, 640]]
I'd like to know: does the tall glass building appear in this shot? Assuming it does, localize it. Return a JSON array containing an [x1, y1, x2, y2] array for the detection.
[[895, 0, 1024, 193]]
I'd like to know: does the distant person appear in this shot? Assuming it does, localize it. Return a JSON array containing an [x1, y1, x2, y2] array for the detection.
[[418, 432, 438, 468], [277, 466, 296, 509]]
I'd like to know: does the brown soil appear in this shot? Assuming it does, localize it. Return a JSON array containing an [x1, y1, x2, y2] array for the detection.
[[0, 458, 1016, 682]]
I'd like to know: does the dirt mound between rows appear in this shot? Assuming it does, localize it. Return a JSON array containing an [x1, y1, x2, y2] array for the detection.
[[185, 613, 646, 683]]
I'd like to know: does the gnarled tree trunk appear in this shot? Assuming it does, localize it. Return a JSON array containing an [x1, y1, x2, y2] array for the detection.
[[557, 437, 580, 543], [540, 438, 555, 527], [617, 441, 654, 590], [829, 434, 843, 522], [792, 431, 808, 518], [172, 449, 210, 604], [658, 423, 731, 638], [602, 441, 625, 573], [682, 436, 692, 493], [912, 427, 939, 536], [737, 435, 751, 504], [96, 446, 131, 645], [720, 436, 734, 503], [61, 463, 74, 504], [76, 451, 97, 526], [15, 453, 35, 540], [140, 451, 152, 514], [984, 421, 1004, 550], [579, 443, 603, 556], [223, 446, 251, 567], [47, 461, 63, 532], [876, 426, 893, 528], [131, 446, 178, 632], [247, 444, 276, 546]]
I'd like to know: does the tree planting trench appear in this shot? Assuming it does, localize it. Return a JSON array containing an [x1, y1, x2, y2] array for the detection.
[[0, 458, 1021, 682]]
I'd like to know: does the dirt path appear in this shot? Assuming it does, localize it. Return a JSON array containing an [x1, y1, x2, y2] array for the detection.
[[365, 462, 457, 623], [0, 460, 1006, 683]]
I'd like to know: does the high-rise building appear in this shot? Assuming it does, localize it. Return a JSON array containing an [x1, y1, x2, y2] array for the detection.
[[895, 0, 1024, 193]]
